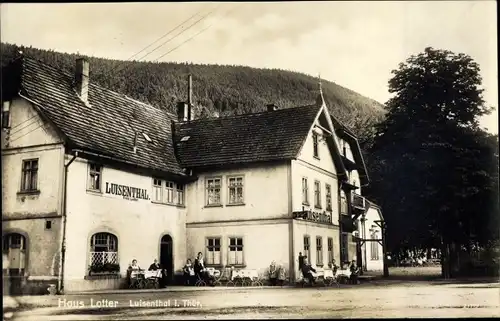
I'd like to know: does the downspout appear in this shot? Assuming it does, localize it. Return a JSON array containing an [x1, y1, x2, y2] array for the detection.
[[57, 151, 78, 293]]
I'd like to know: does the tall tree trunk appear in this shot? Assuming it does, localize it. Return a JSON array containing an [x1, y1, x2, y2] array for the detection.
[[441, 236, 451, 279]]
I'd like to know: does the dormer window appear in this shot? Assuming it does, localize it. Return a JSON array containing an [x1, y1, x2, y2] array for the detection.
[[2, 101, 11, 129], [313, 132, 319, 159]]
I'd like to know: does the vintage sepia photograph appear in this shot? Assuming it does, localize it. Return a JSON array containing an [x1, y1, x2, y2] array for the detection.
[[1, 1, 498, 319]]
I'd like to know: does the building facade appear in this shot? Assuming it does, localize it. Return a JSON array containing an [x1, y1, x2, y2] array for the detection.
[[1, 56, 384, 293]]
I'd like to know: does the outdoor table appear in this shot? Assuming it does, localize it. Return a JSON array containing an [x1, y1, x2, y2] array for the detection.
[[205, 267, 220, 278]]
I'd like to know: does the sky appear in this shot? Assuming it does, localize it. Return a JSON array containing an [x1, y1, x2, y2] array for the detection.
[[1, 1, 497, 133]]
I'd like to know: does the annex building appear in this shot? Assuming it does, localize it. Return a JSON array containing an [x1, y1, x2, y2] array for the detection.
[[1, 56, 384, 293]]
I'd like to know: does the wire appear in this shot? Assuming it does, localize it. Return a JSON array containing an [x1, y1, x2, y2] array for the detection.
[[8, 118, 41, 137], [77, 4, 221, 95], [152, 4, 242, 62], [133, 3, 223, 63], [125, 9, 206, 62], [8, 123, 45, 144], [8, 114, 37, 131]]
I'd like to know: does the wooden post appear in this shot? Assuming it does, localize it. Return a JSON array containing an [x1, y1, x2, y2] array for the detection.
[[382, 221, 389, 278]]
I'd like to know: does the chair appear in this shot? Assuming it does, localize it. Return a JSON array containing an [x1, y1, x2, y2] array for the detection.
[[230, 269, 246, 286], [129, 270, 146, 289], [335, 269, 351, 284], [144, 270, 162, 289], [212, 268, 226, 286], [313, 269, 327, 286], [194, 272, 206, 287], [248, 270, 263, 287], [323, 269, 339, 287]]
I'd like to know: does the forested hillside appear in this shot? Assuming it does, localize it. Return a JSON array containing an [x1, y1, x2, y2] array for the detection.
[[1, 42, 385, 142]]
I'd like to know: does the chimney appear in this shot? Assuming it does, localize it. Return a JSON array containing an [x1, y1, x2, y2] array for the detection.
[[187, 74, 193, 120], [267, 103, 278, 112], [177, 102, 189, 122], [133, 132, 138, 154], [75, 58, 89, 103]]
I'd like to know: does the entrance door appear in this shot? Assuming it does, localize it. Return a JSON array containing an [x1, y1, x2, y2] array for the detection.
[[160, 235, 173, 284]]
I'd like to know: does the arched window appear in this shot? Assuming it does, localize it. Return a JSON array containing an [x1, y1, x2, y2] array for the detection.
[[89, 233, 118, 274], [3, 233, 27, 275]]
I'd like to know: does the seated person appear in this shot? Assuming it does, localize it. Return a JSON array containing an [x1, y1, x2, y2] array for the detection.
[[349, 260, 360, 284], [127, 259, 142, 287], [329, 259, 339, 274], [183, 259, 196, 285], [194, 252, 214, 286], [148, 259, 161, 271], [130, 259, 141, 271], [268, 261, 278, 286], [277, 264, 286, 286], [300, 256, 316, 285]]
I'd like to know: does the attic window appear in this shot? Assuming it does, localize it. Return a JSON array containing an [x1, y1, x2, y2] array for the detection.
[[180, 136, 190, 142], [142, 133, 152, 142]]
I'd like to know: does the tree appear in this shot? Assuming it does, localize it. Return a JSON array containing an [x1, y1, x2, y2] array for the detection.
[[366, 47, 497, 277]]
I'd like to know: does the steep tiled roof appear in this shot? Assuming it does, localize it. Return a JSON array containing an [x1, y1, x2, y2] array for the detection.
[[8, 57, 185, 176], [174, 105, 321, 168]]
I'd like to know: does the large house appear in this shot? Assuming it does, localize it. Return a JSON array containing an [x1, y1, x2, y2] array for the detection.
[[1, 56, 385, 293]]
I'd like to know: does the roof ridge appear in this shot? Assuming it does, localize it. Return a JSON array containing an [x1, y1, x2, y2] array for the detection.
[[178, 104, 320, 124], [22, 56, 176, 120]]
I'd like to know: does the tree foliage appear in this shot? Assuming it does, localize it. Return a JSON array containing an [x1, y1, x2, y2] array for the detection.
[[366, 48, 498, 268]]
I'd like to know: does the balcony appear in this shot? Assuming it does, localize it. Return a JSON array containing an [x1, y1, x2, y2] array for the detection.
[[352, 193, 366, 210]]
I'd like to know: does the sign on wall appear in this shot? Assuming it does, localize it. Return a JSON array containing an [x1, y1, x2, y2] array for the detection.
[[293, 210, 332, 224], [105, 182, 150, 201]]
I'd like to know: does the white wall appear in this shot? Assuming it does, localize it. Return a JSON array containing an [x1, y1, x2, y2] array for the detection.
[[186, 162, 289, 223], [63, 157, 187, 291], [186, 221, 290, 276], [2, 97, 65, 219], [2, 97, 65, 277], [297, 120, 337, 175], [293, 221, 340, 280], [363, 206, 384, 271]]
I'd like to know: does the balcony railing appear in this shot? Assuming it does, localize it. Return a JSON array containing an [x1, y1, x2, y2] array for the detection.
[[352, 193, 366, 210]]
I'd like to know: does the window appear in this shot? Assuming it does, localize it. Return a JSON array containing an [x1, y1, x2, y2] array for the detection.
[[165, 181, 174, 204], [313, 132, 319, 158], [316, 236, 323, 266], [314, 180, 321, 209], [340, 232, 349, 264], [228, 176, 244, 204], [45, 220, 52, 230], [2, 101, 10, 129], [228, 237, 243, 265], [152, 178, 162, 202], [302, 177, 309, 205], [153, 179, 184, 206], [176, 184, 185, 206], [340, 190, 348, 214], [88, 163, 101, 191], [21, 159, 38, 192], [303, 235, 310, 260], [206, 178, 222, 205], [206, 237, 221, 265], [325, 184, 332, 211], [89, 232, 118, 274], [327, 237, 334, 264], [371, 231, 380, 260]]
